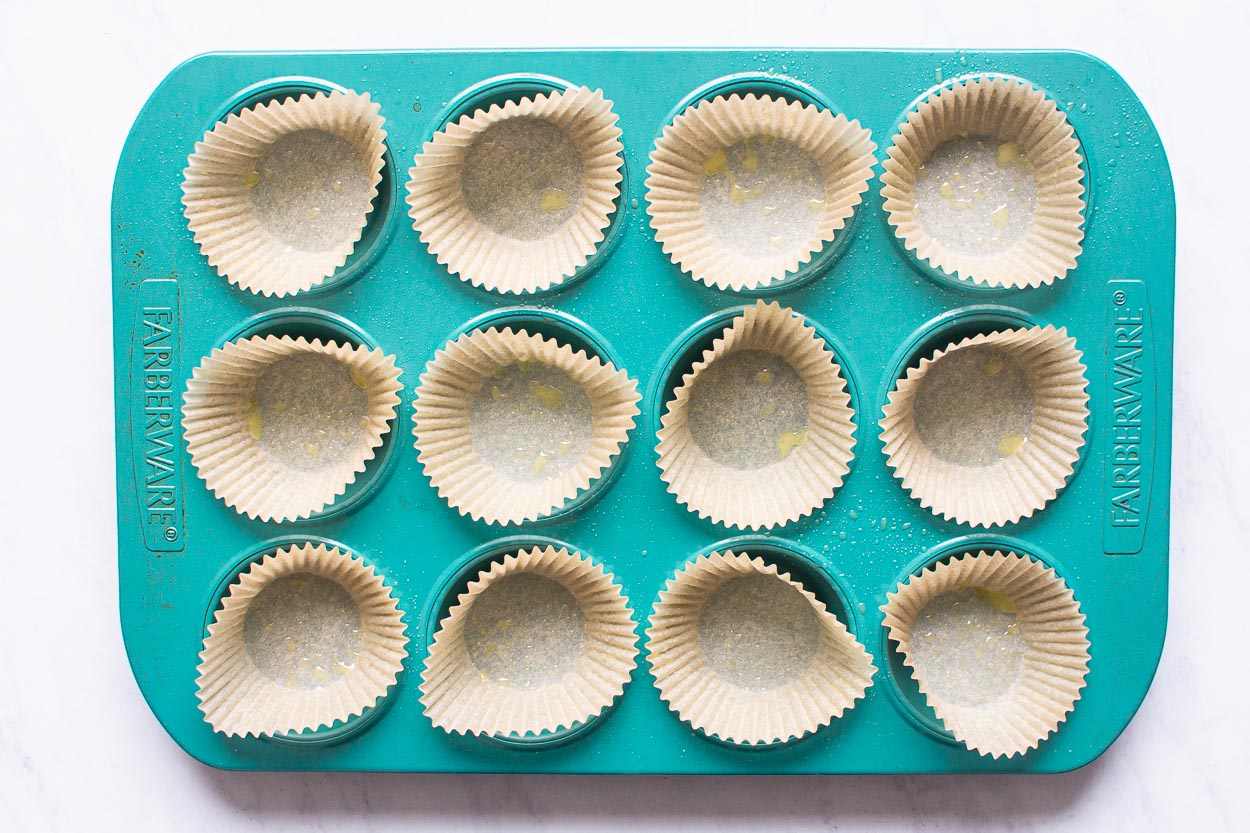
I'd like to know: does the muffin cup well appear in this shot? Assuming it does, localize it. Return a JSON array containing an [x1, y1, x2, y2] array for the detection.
[[646, 93, 876, 291], [879, 324, 1089, 527], [406, 86, 624, 294], [656, 300, 856, 530], [419, 545, 637, 737], [881, 550, 1090, 758], [195, 543, 408, 738], [646, 551, 875, 746], [881, 76, 1086, 289], [181, 90, 388, 297], [413, 327, 640, 525], [182, 335, 403, 523]]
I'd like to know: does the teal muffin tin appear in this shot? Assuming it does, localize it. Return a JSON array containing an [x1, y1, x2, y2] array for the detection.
[[112, 49, 1173, 773]]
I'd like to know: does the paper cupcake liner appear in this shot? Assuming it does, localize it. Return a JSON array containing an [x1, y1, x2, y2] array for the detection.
[[881, 76, 1086, 289], [646, 551, 875, 746], [879, 325, 1089, 527], [645, 93, 876, 291], [182, 90, 387, 297], [420, 546, 638, 737], [881, 550, 1090, 758], [656, 300, 856, 530], [196, 543, 409, 738], [406, 86, 624, 294], [182, 335, 403, 522], [413, 327, 641, 525]]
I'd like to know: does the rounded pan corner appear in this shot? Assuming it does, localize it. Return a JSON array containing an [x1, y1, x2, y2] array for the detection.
[[119, 605, 287, 772], [117, 605, 221, 768], [1061, 49, 1175, 194], [165, 49, 238, 79], [172, 734, 255, 772], [1040, 718, 1134, 775], [113, 51, 248, 213], [1042, 603, 1168, 776]]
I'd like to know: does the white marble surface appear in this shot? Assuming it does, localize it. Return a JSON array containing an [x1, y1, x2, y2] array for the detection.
[[0, 1, 1244, 830]]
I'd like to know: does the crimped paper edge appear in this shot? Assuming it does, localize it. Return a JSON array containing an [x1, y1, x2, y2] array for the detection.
[[182, 334, 403, 523], [419, 545, 638, 737], [655, 300, 857, 530], [195, 543, 409, 738], [406, 86, 625, 295], [880, 550, 1091, 758], [880, 75, 1086, 289], [646, 550, 876, 746], [645, 93, 877, 291], [181, 90, 388, 297], [412, 327, 641, 525], [878, 325, 1090, 527]]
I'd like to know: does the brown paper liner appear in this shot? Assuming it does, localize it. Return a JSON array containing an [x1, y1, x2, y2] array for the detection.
[[413, 327, 640, 525], [182, 335, 403, 522], [181, 90, 387, 297], [655, 300, 856, 530], [419, 546, 637, 737], [196, 543, 408, 738], [879, 325, 1089, 527], [406, 86, 624, 294], [881, 550, 1090, 758], [645, 93, 876, 291], [646, 551, 875, 745], [881, 76, 1086, 289]]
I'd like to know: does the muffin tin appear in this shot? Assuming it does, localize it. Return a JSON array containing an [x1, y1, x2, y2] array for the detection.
[[112, 49, 1173, 773]]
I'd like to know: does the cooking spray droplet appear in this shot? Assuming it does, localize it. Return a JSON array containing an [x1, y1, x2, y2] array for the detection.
[[528, 380, 566, 408], [538, 188, 568, 212], [247, 401, 262, 440], [998, 433, 1026, 456], [728, 182, 763, 203], [703, 149, 730, 177], [776, 428, 808, 458], [996, 141, 1021, 167]]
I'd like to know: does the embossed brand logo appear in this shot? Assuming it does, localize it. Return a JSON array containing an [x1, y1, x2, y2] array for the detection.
[[135, 279, 184, 552], [1104, 280, 1154, 554]]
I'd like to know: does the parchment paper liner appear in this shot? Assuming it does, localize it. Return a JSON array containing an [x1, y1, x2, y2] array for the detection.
[[645, 93, 876, 291], [656, 300, 856, 530], [196, 543, 408, 738], [881, 76, 1085, 289], [413, 327, 640, 525], [881, 550, 1090, 758], [181, 90, 387, 297], [646, 551, 875, 746], [419, 546, 637, 737], [879, 325, 1088, 527], [182, 335, 403, 523], [406, 86, 624, 294]]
